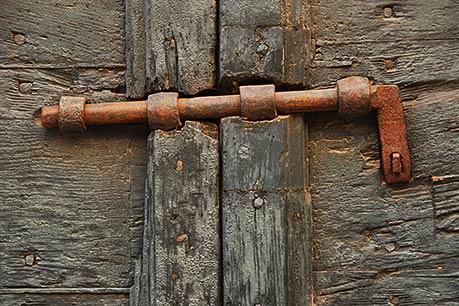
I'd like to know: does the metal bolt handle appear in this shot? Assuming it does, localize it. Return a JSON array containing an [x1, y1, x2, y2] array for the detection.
[[39, 76, 411, 184]]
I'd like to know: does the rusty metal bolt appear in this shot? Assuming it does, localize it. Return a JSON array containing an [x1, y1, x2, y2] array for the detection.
[[336, 76, 371, 119], [240, 84, 277, 121], [13, 33, 26, 45], [18, 82, 33, 94], [58, 96, 86, 132], [147, 92, 182, 130]]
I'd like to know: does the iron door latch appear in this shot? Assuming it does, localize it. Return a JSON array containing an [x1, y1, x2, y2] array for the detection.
[[39, 76, 411, 184]]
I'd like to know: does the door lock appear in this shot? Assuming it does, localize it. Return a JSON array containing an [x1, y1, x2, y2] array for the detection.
[[39, 77, 411, 184]]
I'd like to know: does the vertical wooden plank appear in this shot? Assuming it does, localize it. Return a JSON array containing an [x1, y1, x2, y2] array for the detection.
[[221, 115, 312, 306], [126, 0, 217, 98], [134, 122, 220, 305], [219, 0, 312, 90]]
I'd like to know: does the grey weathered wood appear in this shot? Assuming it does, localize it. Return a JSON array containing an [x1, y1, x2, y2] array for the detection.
[[125, 0, 216, 98], [133, 122, 221, 306], [221, 116, 312, 306], [310, 82, 459, 304], [310, 0, 459, 87], [0, 292, 129, 306], [0, 0, 125, 68], [219, 0, 312, 90], [0, 68, 148, 290], [314, 270, 459, 306], [306, 2, 459, 303]]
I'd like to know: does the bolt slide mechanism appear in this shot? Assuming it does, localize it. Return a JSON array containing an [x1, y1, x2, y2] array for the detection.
[[40, 76, 411, 184]]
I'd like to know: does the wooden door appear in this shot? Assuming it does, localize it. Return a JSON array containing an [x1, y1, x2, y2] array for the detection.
[[1, 1, 458, 306]]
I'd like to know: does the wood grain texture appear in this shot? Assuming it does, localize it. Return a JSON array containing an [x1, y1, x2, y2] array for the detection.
[[0, 292, 129, 306], [310, 82, 459, 305], [0, 68, 148, 289], [310, 0, 459, 87], [125, 0, 216, 98], [132, 122, 221, 306], [0, 0, 125, 68], [219, 0, 312, 91], [221, 116, 312, 306]]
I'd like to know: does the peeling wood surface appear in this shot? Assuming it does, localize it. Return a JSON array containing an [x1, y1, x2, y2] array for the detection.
[[125, 0, 216, 98], [0, 0, 125, 68], [133, 122, 220, 306], [219, 0, 312, 91], [221, 116, 312, 306]]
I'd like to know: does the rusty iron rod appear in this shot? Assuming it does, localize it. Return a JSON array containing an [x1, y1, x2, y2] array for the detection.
[[41, 89, 339, 129], [39, 77, 412, 184]]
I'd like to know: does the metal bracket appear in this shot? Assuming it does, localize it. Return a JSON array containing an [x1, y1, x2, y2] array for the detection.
[[40, 77, 411, 183]]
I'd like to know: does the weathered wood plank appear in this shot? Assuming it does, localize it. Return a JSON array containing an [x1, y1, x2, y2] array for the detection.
[[219, 0, 312, 91], [133, 122, 221, 305], [221, 116, 312, 306], [310, 0, 459, 86], [314, 270, 459, 306], [309, 83, 459, 303], [0, 69, 148, 288], [125, 0, 216, 98], [0, 0, 125, 68], [0, 69, 126, 120], [0, 292, 129, 306]]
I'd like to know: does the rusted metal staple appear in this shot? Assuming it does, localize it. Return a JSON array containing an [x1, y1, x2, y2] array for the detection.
[[40, 76, 411, 183]]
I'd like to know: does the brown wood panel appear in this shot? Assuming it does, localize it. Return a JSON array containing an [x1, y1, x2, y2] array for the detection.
[[125, 0, 217, 98], [0, 0, 125, 68], [131, 122, 221, 305], [221, 116, 312, 306]]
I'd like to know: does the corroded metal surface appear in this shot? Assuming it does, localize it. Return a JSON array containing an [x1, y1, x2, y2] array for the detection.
[[337, 76, 371, 118], [370, 85, 412, 183], [39, 77, 412, 183], [147, 92, 181, 130], [58, 96, 86, 131], [240, 84, 277, 120]]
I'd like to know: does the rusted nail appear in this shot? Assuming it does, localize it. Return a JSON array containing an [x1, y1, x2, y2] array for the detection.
[[383, 7, 394, 18], [13, 33, 26, 45], [253, 197, 265, 209], [176, 234, 189, 243], [18, 82, 33, 94], [175, 160, 184, 174], [391, 152, 402, 174], [24, 253, 36, 266], [384, 59, 395, 70]]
